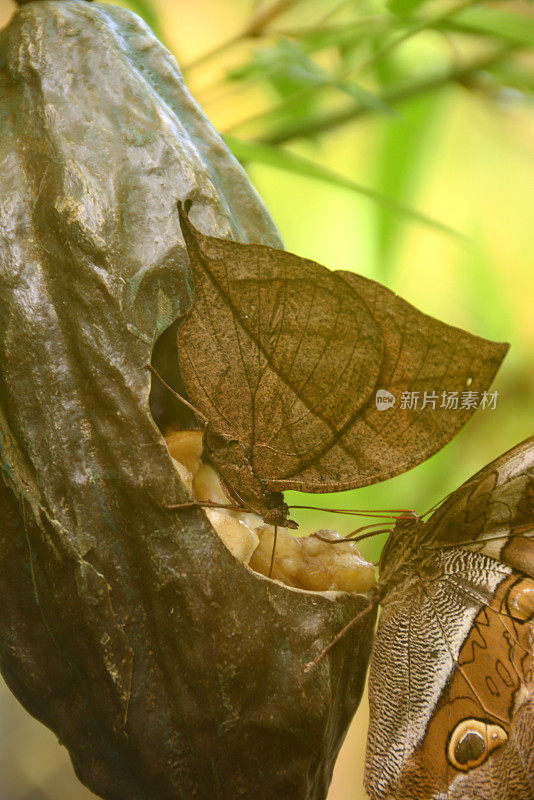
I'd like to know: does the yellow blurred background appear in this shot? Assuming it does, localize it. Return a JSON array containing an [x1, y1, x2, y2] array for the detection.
[[0, 0, 532, 797]]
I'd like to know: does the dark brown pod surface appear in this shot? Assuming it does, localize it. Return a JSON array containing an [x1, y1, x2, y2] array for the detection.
[[0, 3, 375, 799]]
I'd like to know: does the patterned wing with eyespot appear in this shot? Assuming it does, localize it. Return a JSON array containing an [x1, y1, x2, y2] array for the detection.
[[366, 548, 534, 800], [365, 436, 534, 800]]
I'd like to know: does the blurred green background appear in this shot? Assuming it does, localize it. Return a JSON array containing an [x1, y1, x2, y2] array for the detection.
[[0, 0, 532, 797]]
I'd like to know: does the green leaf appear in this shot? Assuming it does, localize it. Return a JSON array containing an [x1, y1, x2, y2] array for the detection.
[[227, 39, 321, 90], [227, 38, 391, 116], [292, 19, 395, 54], [226, 39, 328, 123], [485, 61, 534, 96], [372, 91, 444, 275], [224, 135, 465, 239], [447, 7, 534, 46], [225, 41, 395, 135], [334, 78, 397, 115], [256, 44, 513, 145], [388, 0, 428, 19], [124, 0, 163, 41]]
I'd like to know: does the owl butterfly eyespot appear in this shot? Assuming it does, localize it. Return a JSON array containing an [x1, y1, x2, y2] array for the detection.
[[171, 200, 508, 529], [447, 719, 508, 772], [366, 435, 534, 800]]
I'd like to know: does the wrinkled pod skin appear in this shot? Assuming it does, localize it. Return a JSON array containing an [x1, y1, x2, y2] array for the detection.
[[0, 2, 376, 799]]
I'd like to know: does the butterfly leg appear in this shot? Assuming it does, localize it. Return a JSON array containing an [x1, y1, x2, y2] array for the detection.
[[268, 525, 278, 579], [163, 500, 250, 513], [146, 363, 208, 426], [305, 593, 379, 672]]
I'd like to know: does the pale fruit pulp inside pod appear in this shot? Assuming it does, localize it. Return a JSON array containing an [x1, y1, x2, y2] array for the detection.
[[165, 430, 377, 594]]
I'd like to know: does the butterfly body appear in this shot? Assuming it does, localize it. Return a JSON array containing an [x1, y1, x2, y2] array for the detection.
[[203, 427, 295, 526], [366, 436, 534, 800]]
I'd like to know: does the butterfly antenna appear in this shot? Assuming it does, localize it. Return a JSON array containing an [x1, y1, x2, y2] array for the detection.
[[288, 505, 413, 520], [345, 524, 395, 544], [304, 595, 379, 671], [146, 364, 209, 426], [313, 522, 393, 545]]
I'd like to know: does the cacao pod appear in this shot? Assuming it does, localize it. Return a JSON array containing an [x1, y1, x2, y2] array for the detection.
[[0, 2, 375, 798]]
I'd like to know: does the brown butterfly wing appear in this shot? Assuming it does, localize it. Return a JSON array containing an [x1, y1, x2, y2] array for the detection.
[[424, 434, 534, 570], [176, 203, 381, 514], [437, 572, 534, 799], [176, 204, 508, 512], [336, 272, 511, 493], [365, 437, 534, 800], [434, 574, 533, 798]]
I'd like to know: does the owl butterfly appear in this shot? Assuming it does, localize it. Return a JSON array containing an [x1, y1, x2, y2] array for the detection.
[[366, 434, 534, 800], [172, 200, 507, 528]]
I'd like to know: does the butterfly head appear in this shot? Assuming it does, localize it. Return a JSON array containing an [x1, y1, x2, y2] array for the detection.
[[263, 492, 298, 529]]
